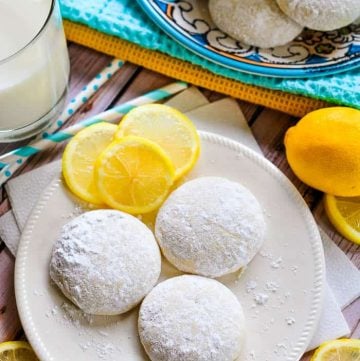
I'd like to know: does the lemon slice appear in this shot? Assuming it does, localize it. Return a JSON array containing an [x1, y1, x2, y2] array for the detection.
[[311, 339, 360, 361], [0, 341, 38, 360], [115, 104, 200, 180], [62, 122, 117, 205], [324, 194, 360, 245], [94, 136, 175, 214]]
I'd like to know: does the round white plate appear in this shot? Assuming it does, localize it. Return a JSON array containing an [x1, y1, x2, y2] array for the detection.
[[15, 131, 325, 361]]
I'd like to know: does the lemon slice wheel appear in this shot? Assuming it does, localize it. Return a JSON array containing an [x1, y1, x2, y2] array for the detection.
[[95, 136, 175, 214], [62, 122, 117, 205], [116, 104, 200, 180], [311, 339, 360, 361], [324, 194, 360, 245], [0, 341, 38, 361]]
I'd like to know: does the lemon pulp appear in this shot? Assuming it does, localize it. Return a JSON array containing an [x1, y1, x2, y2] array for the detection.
[[94, 136, 175, 214], [0, 341, 38, 361], [324, 194, 360, 245], [311, 339, 360, 361], [116, 104, 200, 180], [62, 122, 117, 205]]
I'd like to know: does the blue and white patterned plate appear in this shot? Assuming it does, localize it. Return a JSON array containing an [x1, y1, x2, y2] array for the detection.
[[136, 0, 360, 78]]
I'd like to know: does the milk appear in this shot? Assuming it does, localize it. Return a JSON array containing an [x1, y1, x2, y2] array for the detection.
[[0, 0, 69, 137]]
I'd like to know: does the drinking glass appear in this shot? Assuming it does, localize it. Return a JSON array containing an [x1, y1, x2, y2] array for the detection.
[[0, 0, 70, 142]]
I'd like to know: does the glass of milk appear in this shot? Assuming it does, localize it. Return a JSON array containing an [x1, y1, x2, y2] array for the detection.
[[0, 0, 70, 142]]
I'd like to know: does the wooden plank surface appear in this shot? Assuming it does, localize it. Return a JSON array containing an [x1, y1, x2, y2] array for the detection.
[[0, 43, 359, 360]]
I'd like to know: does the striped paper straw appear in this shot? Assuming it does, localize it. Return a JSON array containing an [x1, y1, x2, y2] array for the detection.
[[0, 81, 188, 187], [0, 58, 124, 169]]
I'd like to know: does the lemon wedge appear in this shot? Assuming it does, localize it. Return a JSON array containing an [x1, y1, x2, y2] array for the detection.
[[62, 122, 117, 205], [311, 338, 360, 361], [0, 341, 38, 361], [324, 194, 360, 245], [94, 136, 175, 214], [115, 104, 200, 180]]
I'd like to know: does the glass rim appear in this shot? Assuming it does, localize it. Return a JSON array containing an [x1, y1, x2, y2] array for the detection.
[[0, 0, 55, 65]]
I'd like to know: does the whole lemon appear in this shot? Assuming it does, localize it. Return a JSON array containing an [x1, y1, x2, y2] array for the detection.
[[285, 107, 360, 196]]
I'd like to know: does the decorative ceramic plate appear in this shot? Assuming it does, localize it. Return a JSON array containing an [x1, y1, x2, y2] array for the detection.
[[136, 0, 360, 77], [15, 132, 325, 361]]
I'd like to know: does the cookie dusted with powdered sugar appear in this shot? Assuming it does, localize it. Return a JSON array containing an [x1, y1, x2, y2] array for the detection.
[[155, 177, 266, 278], [138, 275, 245, 361], [50, 210, 161, 315], [276, 0, 360, 31], [209, 0, 303, 48]]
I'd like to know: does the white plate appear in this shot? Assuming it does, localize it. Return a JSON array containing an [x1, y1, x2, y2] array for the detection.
[[15, 131, 325, 361]]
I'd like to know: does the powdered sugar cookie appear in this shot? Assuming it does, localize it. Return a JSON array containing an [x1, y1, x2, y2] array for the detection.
[[50, 210, 161, 315], [209, 0, 303, 48], [155, 177, 266, 278], [138, 275, 245, 361], [276, 0, 360, 31]]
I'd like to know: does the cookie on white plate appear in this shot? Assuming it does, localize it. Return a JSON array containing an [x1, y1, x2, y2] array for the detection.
[[155, 177, 266, 278], [138, 275, 245, 361], [209, 0, 303, 48], [50, 210, 161, 315]]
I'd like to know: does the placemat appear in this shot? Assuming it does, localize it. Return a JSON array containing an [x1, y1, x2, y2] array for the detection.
[[60, 0, 360, 117]]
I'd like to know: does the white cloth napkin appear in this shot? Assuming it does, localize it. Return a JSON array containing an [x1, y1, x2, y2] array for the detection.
[[0, 87, 359, 352]]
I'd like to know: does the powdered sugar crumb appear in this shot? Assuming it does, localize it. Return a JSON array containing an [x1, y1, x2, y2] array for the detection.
[[254, 293, 269, 305], [271, 257, 283, 269], [265, 281, 279, 293], [51, 306, 58, 316], [260, 250, 273, 259], [248, 350, 256, 360], [95, 343, 117, 360], [45, 301, 123, 360], [286, 317, 296, 326], [246, 280, 258, 293], [274, 342, 288, 356]]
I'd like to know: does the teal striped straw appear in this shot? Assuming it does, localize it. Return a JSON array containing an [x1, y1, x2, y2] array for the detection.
[[0, 81, 188, 187]]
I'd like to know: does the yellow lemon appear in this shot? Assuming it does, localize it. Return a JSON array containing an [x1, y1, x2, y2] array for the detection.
[[284, 107, 360, 196], [324, 194, 360, 244], [0, 341, 38, 360], [94, 136, 175, 214], [115, 104, 200, 180], [311, 338, 360, 361], [62, 123, 117, 205]]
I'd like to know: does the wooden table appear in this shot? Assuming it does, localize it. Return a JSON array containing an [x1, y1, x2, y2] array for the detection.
[[0, 43, 359, 360]]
